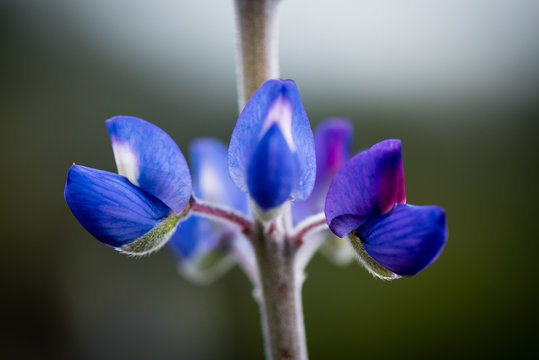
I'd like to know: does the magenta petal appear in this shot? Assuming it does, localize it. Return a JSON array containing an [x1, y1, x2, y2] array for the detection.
[[325, 139, 406, 237]]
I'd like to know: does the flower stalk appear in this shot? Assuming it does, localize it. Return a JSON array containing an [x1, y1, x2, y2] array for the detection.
[[234, 1, 310, 358], [234, 0, 280, 110], [251, 222, 308, 360], [190, 196, 253, 233]]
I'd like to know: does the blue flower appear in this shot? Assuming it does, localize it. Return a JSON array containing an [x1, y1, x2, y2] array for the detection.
[[228, 79, 316, 214], [168, 139, 250, 282], [64, 79, 447, 279], [325, 139, 447, 278], [64, 116, 192, 255]]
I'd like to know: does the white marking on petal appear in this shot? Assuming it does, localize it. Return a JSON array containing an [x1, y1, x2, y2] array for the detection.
[[260, 95, 295, 151], [199, 163, 225, 203], [112, 141, 139, 186]]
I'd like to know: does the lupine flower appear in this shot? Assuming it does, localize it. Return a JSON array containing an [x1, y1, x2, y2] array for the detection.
[[168, 139, 250, 283], [325, 139, 447, 278], [64, 79, 446, 280], [291, 118, 353, 224], [291, 118, 356, 264], [228, 79, 316, 216], [64, 116, 192, 255]]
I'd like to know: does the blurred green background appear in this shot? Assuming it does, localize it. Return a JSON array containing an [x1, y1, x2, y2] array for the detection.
[[2, 0, 538, 359]]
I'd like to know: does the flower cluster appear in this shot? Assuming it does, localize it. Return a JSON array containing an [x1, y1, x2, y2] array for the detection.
[[65, 79, 447, 279]]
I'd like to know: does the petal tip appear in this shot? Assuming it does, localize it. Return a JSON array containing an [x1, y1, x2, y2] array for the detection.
[[104, 115, 192, 213]]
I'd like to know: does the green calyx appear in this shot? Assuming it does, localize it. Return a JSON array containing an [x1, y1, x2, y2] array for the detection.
[[120, 212, 184, 256], [347, 233, 401, 280]]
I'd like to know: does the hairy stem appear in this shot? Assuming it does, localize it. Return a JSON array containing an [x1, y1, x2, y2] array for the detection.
[[190, 197, 253, 233], [291, 212, 328, 246], [251, 223, 308, 360], [234, 0, 280, 110], [234, 1, 308, 358]]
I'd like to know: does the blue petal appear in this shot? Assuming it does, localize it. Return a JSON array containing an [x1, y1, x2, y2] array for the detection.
[[168, 215, 218, 259], [64, 165, 172, 248], [357, 204, 447, 276], [228, 79, 315, 200], [169, 139, 248, 261], [325, 139, 406, 237], [292, 118, 352, 224], [190, 138, 248, 215], [106, 116, 192, 213], [247, 123, 296, 210]]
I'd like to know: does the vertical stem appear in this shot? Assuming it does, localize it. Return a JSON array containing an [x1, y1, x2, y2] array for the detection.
[[252, 224, 308, 360], [234, 0, 280, 110], [234, 1, 307, 358]]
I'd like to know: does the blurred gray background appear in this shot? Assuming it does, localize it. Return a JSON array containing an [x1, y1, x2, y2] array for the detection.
[[1, 0, 538, 359]]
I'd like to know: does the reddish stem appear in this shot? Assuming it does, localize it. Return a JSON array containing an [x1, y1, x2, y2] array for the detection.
[[292, 217, 328, 246], [190, 198, 253, 233]]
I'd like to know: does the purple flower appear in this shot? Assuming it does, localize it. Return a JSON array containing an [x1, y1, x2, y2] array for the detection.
[[291, 118, 353, 225], [64, 116, 192, 255], [289, 118, 357, 264], [228, 79, 315, 214], [325, 140, 447, 278]]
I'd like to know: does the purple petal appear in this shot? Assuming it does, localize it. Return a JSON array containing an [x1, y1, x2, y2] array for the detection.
[[64, 165, 172, 248], [106, 116, 192, 213], [190, 138, 248, 215], [325, 139, 406, 237], [247, 123, 296, 210], [292, 118, 352, 224], [357, 204, 447, 276], [228, 79, 315, 201]]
